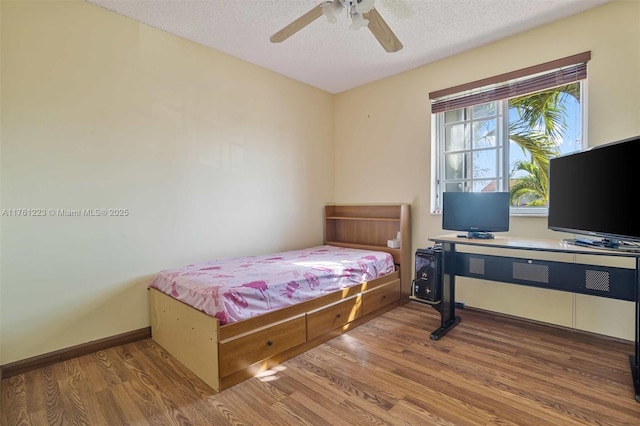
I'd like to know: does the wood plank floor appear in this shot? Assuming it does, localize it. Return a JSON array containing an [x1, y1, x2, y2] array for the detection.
[[3, 302, 640, 425]]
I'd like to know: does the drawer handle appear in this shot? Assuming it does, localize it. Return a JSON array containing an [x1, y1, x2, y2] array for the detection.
[[382, 295, 387, 299], [336, 313, 341, 318], [267, 340, 273, 346]]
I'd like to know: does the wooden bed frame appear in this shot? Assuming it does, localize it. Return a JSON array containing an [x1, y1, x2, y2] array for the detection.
[[149, 204, 411, 392]]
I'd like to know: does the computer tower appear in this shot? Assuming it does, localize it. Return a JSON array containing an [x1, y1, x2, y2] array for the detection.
[[413, 246, 442, 303]]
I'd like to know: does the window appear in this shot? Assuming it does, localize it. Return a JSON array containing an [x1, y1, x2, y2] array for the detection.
[[438, 101, 505, 194], [431, 52, 590, 215]]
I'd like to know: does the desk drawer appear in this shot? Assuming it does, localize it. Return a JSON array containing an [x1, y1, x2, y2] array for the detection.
[[219, 314, 306, 377], [306, 295, 362, 340], [362, 279, 400, 316]]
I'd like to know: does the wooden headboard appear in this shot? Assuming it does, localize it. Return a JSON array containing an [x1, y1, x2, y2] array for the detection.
[[324, 204, 412, 303]]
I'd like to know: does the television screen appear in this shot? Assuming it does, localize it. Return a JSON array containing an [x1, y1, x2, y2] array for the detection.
[[442, 192, 510, 238], [548, 135, 640, 248]]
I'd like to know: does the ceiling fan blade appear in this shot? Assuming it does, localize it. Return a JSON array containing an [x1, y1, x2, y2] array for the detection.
[[363, 7, 403, 53], [270, 3, 324, 43]]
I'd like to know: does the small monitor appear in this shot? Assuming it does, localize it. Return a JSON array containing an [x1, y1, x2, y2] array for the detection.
[[442, 192, 510, 239]]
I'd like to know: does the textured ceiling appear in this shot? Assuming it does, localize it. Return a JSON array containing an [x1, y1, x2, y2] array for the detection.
[[87, 0, 611, 94]]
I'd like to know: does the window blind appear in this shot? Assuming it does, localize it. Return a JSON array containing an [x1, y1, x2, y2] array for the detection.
[[430, 51, 590, 114]]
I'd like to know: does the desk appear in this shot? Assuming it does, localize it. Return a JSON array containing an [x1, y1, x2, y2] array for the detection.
[[428, 234, 640, 403]]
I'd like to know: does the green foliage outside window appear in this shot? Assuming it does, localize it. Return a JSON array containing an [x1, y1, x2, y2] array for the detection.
[[508, 83, 581, 207]]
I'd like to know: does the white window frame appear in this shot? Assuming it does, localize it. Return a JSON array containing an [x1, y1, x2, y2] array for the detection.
[[432, 80, 587, 217]]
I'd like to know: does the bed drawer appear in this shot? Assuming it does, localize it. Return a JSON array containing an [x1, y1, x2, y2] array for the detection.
[[362, 278, 400, 316], [306, 295, 362, 340], [219, 314, 306, 377]]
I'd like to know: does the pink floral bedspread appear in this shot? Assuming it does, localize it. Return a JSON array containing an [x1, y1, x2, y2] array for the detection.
[[148, 245, 395, 325]]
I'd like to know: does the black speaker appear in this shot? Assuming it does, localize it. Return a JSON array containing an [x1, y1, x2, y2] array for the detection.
[[413, 247, 442, 303]]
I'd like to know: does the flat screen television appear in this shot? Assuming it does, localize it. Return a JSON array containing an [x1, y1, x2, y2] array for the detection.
[[442, 191, 510, 239], [548, 134, 640, 251]]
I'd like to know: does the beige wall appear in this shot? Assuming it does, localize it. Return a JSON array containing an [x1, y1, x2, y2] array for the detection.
[[0, 1, 334, 364], [0, 0, 3, 395], [334, 1, 640, 340]]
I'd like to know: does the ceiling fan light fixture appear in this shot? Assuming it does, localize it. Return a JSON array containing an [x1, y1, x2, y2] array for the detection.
[[321, 0, 342, 24], [355, 0, 375, 14], [349, 12, 369, 31], [270, 0, 402, 53]]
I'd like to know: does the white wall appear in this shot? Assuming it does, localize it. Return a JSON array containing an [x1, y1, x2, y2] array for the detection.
[[334, 0, 640, 340], [0, 0, 334, 364]]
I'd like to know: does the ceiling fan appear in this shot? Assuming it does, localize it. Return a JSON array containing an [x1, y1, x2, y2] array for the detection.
[[270, 0, 403, 53]]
